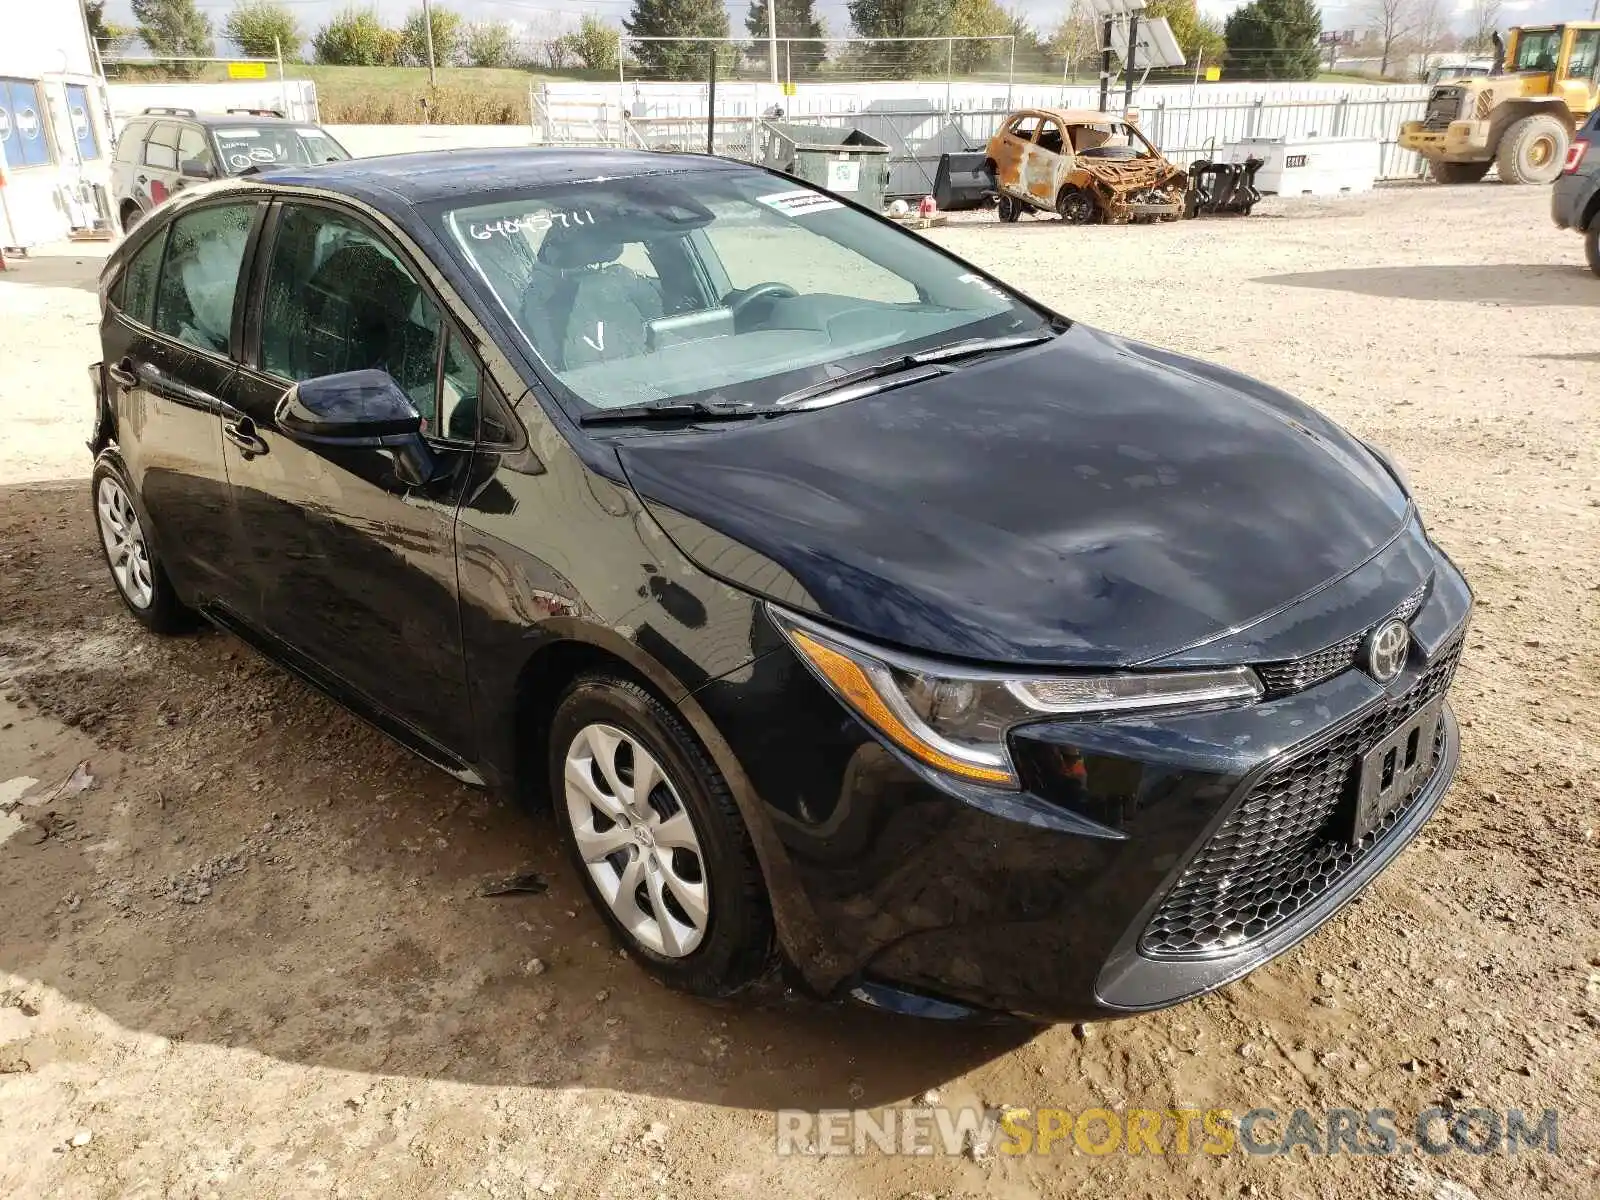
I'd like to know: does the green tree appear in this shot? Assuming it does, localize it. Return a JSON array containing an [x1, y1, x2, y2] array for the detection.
[[400, 5, 464, 67], [1145, 0, 1223, 67], [1223, 0, 1321, 80], [132, 0, 213, 74], [83, 1, 134, 55], [845, 0, 950, 76], [564, 16, 621, 72], [463, 19, 515, 67], [745, 0, 826, 78], [624, 0, 730, 79], [223, 0, 300, 59], [948, 0, 1009, 72], [312, 7, 394, 66]]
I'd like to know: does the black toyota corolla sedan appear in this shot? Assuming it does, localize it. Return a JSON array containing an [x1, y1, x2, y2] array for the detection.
[[87, 149, 1470, 1022]]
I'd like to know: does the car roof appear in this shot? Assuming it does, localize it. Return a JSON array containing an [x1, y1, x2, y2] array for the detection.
[[1013, 108, 1129, 126], [127, 111, 308, 127], [254, 147, 747, 208]]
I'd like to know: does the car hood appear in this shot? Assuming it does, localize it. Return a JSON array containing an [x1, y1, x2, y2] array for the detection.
[[617, 325, 1410, 667]]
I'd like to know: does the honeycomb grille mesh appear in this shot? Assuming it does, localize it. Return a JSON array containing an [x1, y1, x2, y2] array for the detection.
[[1256, 580, 1430, 695], [1139, 639, 1462, 959]]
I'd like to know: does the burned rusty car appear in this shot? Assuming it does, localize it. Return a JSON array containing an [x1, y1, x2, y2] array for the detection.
[[985, 107, 1190, 224]]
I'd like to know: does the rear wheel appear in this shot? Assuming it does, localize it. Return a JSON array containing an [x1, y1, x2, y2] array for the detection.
[[1431, 160, 1490, 184], [120, 203, 143, 234], [1586, 223, 1600, 278], [549, 674, 772, 996], [1495, 115, 1568, 185], [997, 194, 1022, 223], [90, 455, 192, 634]]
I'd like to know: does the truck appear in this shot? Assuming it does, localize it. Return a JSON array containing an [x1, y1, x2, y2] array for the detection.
[[1399, 24, 1600, 184]]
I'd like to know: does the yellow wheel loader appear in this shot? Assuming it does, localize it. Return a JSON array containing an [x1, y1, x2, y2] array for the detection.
[[1400, 24, 1600, 185]]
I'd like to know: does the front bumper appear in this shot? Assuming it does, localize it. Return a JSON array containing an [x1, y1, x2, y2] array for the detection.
[[691, 537, 1471, 1022], [1400, 120, 1490, 161]]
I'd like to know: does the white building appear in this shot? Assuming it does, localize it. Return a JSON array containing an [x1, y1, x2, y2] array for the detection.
[[0, 0, 115, 248]]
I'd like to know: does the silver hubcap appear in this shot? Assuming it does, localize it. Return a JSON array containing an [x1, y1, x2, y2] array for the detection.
[[96, 477, 154, 609], [564, 723, 709, 958]]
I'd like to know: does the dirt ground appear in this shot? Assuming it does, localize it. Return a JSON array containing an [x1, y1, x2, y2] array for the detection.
[[1, 184, 1596, 1199]]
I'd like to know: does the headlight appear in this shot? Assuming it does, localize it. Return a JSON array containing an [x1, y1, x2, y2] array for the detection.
[[769, 607, 1263, 790]]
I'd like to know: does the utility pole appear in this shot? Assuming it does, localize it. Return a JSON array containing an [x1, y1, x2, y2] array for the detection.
[[422, 0, 437, 87], [767, 0, 779, 85]]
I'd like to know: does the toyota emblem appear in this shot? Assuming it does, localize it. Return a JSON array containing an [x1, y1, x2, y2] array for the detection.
[[1364, 619, 1410, 683]]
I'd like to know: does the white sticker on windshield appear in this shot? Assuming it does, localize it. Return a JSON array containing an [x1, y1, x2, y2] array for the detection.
[[222, 129, 260, 138], [297, 127, 321, 136], [757, 189, 844, 217], [466, 210, 595, 240]]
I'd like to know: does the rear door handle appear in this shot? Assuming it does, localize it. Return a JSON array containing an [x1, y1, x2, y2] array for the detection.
[[222, 415, 268, 459]]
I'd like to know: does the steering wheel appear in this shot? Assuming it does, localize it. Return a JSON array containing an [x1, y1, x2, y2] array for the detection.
[[727, 282, 798, 324]]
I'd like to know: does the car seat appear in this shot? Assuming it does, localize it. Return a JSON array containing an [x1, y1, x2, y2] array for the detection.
[[520, 225, 664, 371]]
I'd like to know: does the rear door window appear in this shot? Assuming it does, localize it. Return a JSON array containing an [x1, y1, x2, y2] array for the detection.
[[119, 229, 168, 327], [152, 203, 257, 353]]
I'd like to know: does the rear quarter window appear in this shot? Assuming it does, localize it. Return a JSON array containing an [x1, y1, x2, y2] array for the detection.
[[114, 121, 148, 164]]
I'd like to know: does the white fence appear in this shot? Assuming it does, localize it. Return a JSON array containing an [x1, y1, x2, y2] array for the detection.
[[537, 79, 1433, 194]]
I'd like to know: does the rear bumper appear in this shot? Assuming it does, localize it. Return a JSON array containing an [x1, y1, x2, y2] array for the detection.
[[1552, 167, 1598, 231], [1400, 120, 1490, 160]]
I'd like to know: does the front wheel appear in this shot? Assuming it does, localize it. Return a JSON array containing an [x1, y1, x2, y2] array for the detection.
[[549, 674, 772, 996], [90, 455, 193, 634], [1586, 223, 1600, 278], [1431, 160, 1491, 184], [1495, 115, 1568, 185], [997, 194, 1022, 223]]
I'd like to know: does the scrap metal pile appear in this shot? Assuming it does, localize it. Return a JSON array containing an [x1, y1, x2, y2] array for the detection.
[[1186, 157, 1266, 217]]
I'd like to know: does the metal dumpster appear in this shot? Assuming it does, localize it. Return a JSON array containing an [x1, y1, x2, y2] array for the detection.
[[757, 122, 891, 210]]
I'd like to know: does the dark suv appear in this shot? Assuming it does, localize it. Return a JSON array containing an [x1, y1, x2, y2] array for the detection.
[[111, 107, 349, 233], [1553, 107, 1600, 275], [86, 150, 1470, 1022]]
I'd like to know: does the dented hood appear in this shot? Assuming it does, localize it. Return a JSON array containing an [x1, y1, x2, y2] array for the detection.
[[618, 325, 1410, 667]]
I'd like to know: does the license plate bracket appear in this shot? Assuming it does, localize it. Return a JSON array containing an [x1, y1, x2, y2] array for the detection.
[[1351, 697, 1445, 842]]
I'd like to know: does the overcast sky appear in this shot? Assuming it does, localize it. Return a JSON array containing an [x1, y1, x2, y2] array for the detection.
[[105, 0, 1599, 48]]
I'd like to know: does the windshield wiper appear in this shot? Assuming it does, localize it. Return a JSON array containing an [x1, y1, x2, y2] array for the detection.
[[774, 329, 1056, 410], [580, 401, 766, 427], [907, 331, 1056, 365]]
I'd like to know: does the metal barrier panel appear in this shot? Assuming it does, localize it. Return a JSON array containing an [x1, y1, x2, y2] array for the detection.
[[533, 83, 1434, 189]]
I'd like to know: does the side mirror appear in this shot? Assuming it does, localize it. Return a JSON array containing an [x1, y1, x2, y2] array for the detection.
[[180, 157, 215, 180], [275, 370, 436, 486]]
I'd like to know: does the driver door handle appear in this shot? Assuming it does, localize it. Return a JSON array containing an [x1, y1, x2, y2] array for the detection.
[[222, 415, 269, 459], [107, 359, 137, 389]]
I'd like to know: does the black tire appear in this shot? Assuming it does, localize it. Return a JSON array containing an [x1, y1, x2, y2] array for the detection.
[[1431, 160, 1491, 184], [1495, 114, 1568, 185], [120, 203, 143, 234], [1586, 223, 1600, 278], [90, 453, 193, 634], [1056, 185, 1097, 224], [548, 673, 772, 997], [997, 194, 1022, 223]]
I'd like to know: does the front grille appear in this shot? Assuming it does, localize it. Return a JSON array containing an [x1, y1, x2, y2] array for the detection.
[[1140, 638, 1461, 959], [1256, 580, 1429, 695], [1424, 88, 1463, 130]]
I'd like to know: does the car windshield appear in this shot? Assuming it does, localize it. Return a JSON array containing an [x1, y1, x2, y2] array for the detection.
[[435, 166, 1050, 413], [212, 125, 348, 173]]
